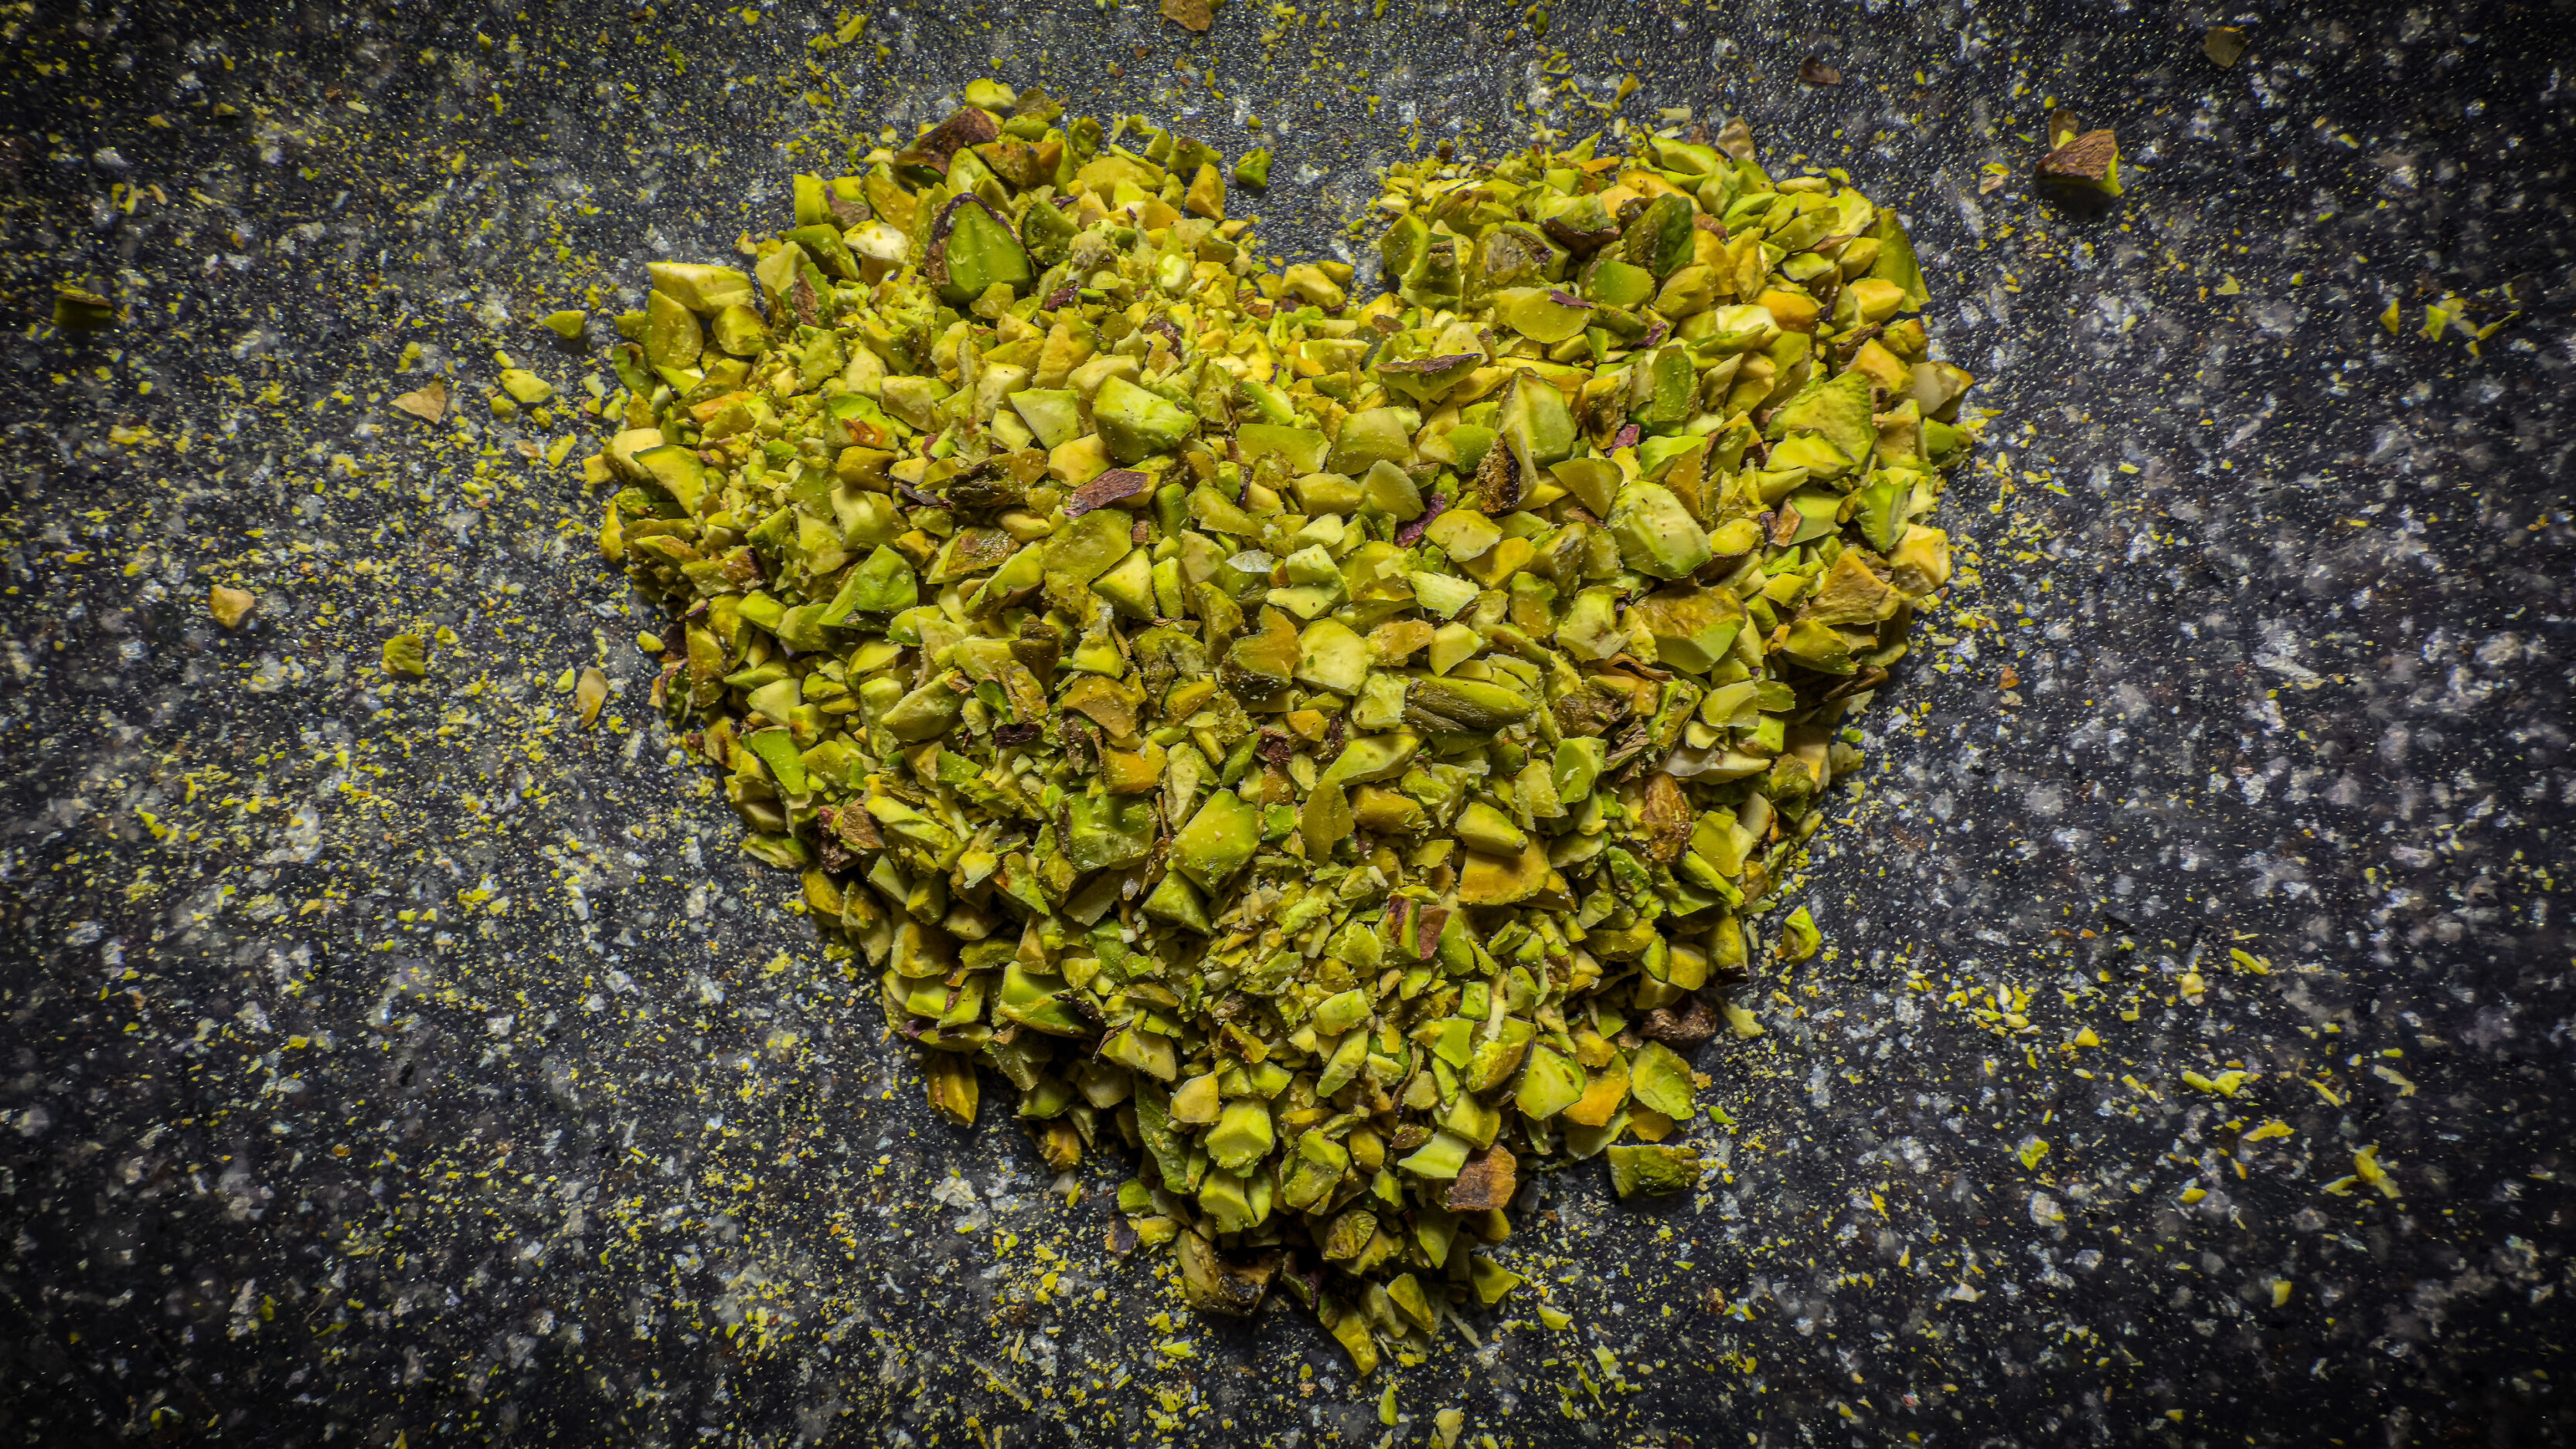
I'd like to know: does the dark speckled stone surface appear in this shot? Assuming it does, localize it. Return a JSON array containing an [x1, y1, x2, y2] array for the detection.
[[2, 0, 2571, 1444]]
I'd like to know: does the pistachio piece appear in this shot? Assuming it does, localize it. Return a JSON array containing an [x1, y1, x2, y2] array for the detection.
[[1178, 1230, 1278, 1316], [52, 282, 117, 330], [2034, 123, 2124, 198], [1606, 1143, 1703, 1197], [390, 379, 450, 423], [1444, 1145, 1517, 1213], [208, 586, 257, 630], [1205, 1100, 1275, 1172], [1608, 481, 1713, 580], [380, 633, 428, 679], [926, 196, 1033, 305], [1455, 839, 1554, 906]]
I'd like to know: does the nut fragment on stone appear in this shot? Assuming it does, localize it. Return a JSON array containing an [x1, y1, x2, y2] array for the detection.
[[391, 379, 450, 423], [2035, 121, 2124, 197], [208, 586, 256, 629]]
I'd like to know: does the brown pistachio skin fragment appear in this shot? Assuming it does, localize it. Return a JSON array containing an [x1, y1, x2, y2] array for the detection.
[[1639, 996, 1722, 1049], [2035, 128, 2123, 197], [1445, 1145, 1518, 1213], [898, 106, 1001, 171], [1177, 1230, 1278, 1315], [1063, 468, 1152, 516]]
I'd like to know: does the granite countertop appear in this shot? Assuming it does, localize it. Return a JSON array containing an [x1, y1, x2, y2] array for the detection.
[[2, 0, 2570, 1443]]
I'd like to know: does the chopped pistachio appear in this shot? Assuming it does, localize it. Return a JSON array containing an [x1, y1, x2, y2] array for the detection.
[[2034, 117, 2124, 198], [208, 586, 257, 630], [498, 368, 555, 405], [53, 282, 117, 330], [380, 633, 428, 679], [601, 107, 1974, 1378], [390, 379, 450, 423], [576, 668, 611, 728], [1606, 1142, 1702, 1197]]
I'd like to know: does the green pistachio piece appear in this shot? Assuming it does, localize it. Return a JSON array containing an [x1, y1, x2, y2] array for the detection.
[[743, 728, 808, 794], [1625, 345, 1697, 432], [1312, 988, 1373, 1036], [1295, 619, 1372, 694], [630, 444, 707, 513], [880, 674, 967, 742], [1626, 587, 1744, 673], [645, 262, 755, 314], [822, 546, 920, 621], [1404, 676, 1533, 733], [1063, 792, 1156, 872], [1628, 1040, 1697, 1119], [1515, 1045, 1587, 1121], [1455, 840, 1553, 906], [1608, 481, 1712, 580], [709, 303, 772, 356], [1093, 375, 1197, 463], [1581, 257, 1656, 308], [1553, 586, 1626, 662], [1314, 1029, 1370, 1097], [927, 196, 1033, 304], [1325, 406, 1421, 475], [996, 961, 1089, 1036], [1235, 423, 1331, 474], [1205, 1099, 1275, 1172], [1397, 1129, 1474, 1181], [1040, 506, 1138, 604], [642, 290, 703, 371], [1606, 1143, 1703, 1197], [1103, 1026, 1180, 1083], [1280, 1131, 1350, 1213], [1764, 368, 1877, 468], [1552, 736, 1606, 801], [1172, 791, 1261, 889], [1887, 525, 1952, 597], [1621, 193, 1697, 276], [1142, 871, 1213, 934], [1318, 730, 1419, 791], [1454, 801, 1528, 855], [380, 633, 428, 678], [1397, 231, 1464, 310]]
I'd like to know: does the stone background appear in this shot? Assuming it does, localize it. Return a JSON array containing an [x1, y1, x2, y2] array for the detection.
[[1, 0, 2570, 1444]]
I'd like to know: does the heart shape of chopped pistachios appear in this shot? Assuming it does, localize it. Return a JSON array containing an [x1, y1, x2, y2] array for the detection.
[[588, 87, 1972, 1375]]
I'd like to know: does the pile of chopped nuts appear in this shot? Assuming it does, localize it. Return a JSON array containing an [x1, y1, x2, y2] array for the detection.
[[587, 83, 1972, 1373]]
